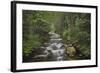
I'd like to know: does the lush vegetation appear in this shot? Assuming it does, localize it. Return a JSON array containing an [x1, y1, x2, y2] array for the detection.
[[22, 10, 91, 62]]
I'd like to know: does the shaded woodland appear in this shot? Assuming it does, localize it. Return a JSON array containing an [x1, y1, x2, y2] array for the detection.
[[22, 10, 91, 62]]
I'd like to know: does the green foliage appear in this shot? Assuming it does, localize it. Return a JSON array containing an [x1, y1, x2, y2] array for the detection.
[[62, 13, 91, 59], [23, 10, 51, 57]]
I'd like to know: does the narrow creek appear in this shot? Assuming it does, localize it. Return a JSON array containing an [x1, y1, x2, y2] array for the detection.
[[32, 32, 67, 61]]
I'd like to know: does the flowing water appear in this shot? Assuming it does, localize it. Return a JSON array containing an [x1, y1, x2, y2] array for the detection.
[[34, 32, 66, 61]]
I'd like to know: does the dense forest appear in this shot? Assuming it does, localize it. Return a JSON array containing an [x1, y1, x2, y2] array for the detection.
[[22, 10, 91, 62]]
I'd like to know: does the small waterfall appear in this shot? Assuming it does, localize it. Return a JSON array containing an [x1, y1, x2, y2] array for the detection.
[[34, 32, 66, 61]]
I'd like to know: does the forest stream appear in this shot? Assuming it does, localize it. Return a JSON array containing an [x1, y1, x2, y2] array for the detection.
[[31, 32, 66, 61], [24, 32, 81, 62], [23, 11, 91, 63]]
